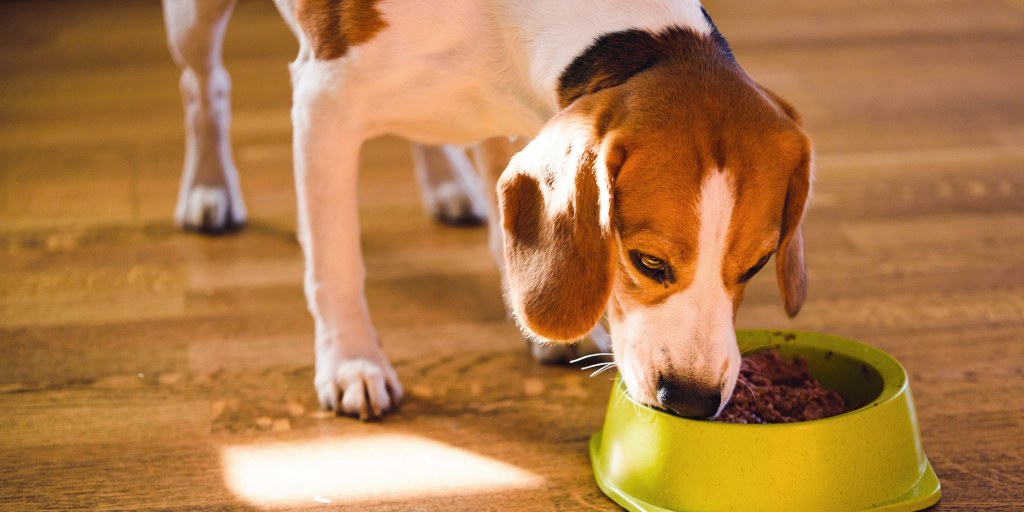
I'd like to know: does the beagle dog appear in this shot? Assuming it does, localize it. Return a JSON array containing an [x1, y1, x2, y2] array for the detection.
[[162, 0, 811, 420]]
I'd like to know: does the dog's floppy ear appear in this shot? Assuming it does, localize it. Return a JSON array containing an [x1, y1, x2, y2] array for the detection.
[[498, 98, 622, 342], [777, 142, 811, 317], [761, 86, 812, 317]]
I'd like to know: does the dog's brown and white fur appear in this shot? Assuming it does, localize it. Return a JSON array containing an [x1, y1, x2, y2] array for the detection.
[[162, 0, 811, 420]]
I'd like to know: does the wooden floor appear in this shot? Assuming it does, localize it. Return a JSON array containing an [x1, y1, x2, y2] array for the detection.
[[2, 0, 1023, 510]]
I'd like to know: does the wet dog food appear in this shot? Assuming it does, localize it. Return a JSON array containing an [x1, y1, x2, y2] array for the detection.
[[717, 350, 848, 424]]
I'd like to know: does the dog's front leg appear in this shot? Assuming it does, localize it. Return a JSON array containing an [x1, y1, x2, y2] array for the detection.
[[291, 66, 402, 420]]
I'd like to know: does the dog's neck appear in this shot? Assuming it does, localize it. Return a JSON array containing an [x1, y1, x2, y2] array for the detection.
[[556, 26, 739, 109], [492, 0, 714, 113]]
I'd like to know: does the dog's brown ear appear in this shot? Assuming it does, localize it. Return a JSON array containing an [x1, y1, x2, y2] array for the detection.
[[498, 97, 621, 342], [772, 101, 812, 317], [777, 155, 810, 318], [758, 84, 811, 317], [757, 84, 802, 125]]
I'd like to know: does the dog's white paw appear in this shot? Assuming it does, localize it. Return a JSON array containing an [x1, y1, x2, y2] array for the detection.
[[431, 181, 486, 226], [315, 356, 404, 421], [175, 185, 246, 234], [529, 323, 612, 364]]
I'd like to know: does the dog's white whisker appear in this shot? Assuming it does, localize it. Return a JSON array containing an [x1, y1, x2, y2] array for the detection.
[[589, 363, 618, 378], [580, 361, 615, 371], [739, 379, 758, 409], [615, 379, 633, 408], [569, 353, 615, 364], [740, 344, 775, 356]]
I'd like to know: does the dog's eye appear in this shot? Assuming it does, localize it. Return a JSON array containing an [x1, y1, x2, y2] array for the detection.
[[739, 253, 774, 283], [629, 250, 675, 285], [639, 254, 665, 270]]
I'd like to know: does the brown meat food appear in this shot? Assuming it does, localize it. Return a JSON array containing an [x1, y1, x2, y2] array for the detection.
[[716, 350, 848, 424]]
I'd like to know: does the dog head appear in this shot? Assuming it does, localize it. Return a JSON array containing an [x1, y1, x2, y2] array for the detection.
[[498, 28, 812, 418]]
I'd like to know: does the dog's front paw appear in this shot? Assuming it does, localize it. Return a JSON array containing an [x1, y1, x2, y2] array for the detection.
[[175, 185, 246, 234], [315, 356, 404, 421]]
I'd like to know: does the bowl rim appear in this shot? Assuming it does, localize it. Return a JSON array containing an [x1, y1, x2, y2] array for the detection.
[[612, 328, 911, 427]]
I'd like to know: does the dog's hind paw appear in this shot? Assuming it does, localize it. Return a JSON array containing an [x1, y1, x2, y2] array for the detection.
[[431, 181, 487, 226], [175, 185, 246, 234], [315, 358, 404, 421]]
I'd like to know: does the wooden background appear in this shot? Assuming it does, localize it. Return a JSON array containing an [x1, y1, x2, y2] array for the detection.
[[1, 0, 1022, 510]]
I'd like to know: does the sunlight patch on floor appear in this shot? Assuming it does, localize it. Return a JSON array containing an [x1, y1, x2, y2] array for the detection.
[[221, 433, 544, 506]]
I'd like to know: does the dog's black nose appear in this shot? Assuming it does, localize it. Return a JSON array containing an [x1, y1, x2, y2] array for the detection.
[[656, 379, 722, 418]]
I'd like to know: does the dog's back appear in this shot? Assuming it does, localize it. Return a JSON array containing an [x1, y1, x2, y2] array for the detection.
[[278, 0, 715, 144]]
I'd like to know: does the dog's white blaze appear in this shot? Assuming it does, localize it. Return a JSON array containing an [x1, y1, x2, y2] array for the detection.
[[687, 170, 736, 347], [618, 170, 741, 412]]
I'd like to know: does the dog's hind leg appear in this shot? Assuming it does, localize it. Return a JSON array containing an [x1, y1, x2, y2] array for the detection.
[[163, 0, 247, 233], [411, 144, 488, 226]]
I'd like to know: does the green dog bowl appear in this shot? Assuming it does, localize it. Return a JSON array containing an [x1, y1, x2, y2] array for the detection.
[[589, 329, 940, 512]]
